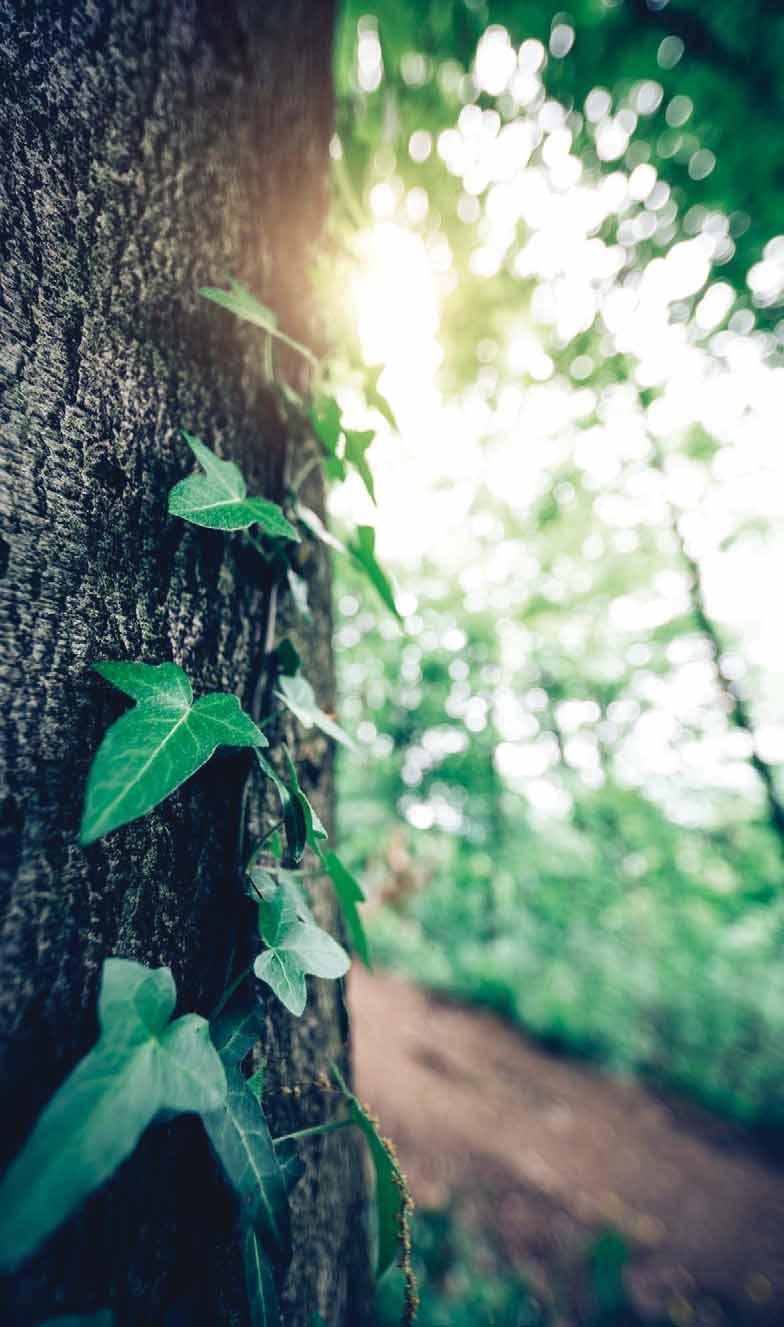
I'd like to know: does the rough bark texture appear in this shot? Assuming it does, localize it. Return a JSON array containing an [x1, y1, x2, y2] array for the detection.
[[0, 2, 372, 1324]]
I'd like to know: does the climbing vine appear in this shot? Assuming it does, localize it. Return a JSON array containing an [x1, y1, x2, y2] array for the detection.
[[0, 281, 416, 1325]]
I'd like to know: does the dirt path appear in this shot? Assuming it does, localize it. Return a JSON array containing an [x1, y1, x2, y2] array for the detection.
[[350, 968, 784, 1325]]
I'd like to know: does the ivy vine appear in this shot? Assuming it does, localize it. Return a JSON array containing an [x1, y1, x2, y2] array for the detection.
[[0, 282, 417, 1326]]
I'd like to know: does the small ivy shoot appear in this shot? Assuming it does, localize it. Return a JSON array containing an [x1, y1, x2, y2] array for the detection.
[[275, 674, 354, 749], [199, 277, 319, 370]]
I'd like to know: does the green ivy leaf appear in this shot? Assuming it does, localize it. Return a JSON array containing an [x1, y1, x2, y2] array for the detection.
[[253, 949, 307, 1017], [282, 750, 329, 853], [364, 364, 398, 432], [169, 432, 298, 540], [243, 1222, 282, 1327], [200, 278, 317, 368], [322, 852, 371, 969], [343, 428, 377, 504], [274, 638, 302, 678], [255, 752, 307, 865], [254, 897, 350, 1018], [248, 866, 279, 901], [200, 278, 279, 333], [269, 874, 316, 925], [204, 995, 295, 1269], [0, 960, 227, 1272], [81, 662, 267, 844], [310, 394, 346, 479], [332, 1064, 409, 1279], [275, 675, 354, 750], [348, 526, 402, 622]]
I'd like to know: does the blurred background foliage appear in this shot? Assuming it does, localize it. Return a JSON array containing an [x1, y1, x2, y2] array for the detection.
[[322, 0, 784, 1145]]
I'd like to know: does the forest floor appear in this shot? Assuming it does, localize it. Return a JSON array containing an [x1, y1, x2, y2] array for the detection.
[[349, 967, 784, 1326]]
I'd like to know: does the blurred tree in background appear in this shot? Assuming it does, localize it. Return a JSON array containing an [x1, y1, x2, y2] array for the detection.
[[326, 0, 784, 1123]]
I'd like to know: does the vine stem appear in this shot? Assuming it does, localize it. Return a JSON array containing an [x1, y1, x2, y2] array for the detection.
[[245, 817, 285, 873], [210, 962, 254, 1021], [272, 1117, 352, 1146], [270, 327, 320, 373], [290, 453, 321, 495]]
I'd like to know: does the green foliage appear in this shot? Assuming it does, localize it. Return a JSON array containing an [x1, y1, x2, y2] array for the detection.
[[0, 960, 226, 1272], [334, 542, 784, 1122], [348, 526, 402, 622], [81, 662, 266, 844], [243, 1223, 283, 1327], [254, 888, 351, 1017], [199, 278, 317, 367], [332, 1063, 411, 1279], [169, 432, 299, 540], [255, 751, 309, 865], [310, 393, 378, 500], [275, 674, 354, 749], [322, 851, 371, 969], [204, 994, 298, 1268], [343, 428, 377, 504], [200, 278, 281, 335], [310, 393, 346, 481]]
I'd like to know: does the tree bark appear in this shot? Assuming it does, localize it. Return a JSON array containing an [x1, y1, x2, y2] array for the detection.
[[0, 2, 372, 1323]]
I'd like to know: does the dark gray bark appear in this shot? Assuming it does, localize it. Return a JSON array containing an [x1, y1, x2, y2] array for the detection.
[[0, 2, 372, 1324]]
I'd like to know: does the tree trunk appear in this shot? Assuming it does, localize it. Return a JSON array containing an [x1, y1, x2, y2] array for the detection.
[[0, 2, 373, 1323]]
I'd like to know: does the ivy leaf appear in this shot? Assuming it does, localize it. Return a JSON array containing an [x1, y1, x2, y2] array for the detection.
[[270, 874, 316, 925], [253, 949, 307, 1017], [280, 924, 350, 979], [255, 752, 307, 865], [0, 960, 227, 1272], [274, 638, 302, 678], [203, 994, 294, 1269], [169, 432, 298, 540], [275, 675, 354, 750], [296, 503, 346, 554], [364, 364, 398, 432], [254, 901, 350, 1018], [310, 394, 346, 479], [286, 568, 312, 623], [348, 526, 402, 622], [332, 1064, 410, 1279], [81, 662, 267, 844], [200, 278, 279, 334], [322, 852, 371, 969], [243, 1223, 282, 1327], [200, 278, 317, 368], [281, 750, 329, 852], [343, 428, 376, 504], [248, 866, 279, 901]]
